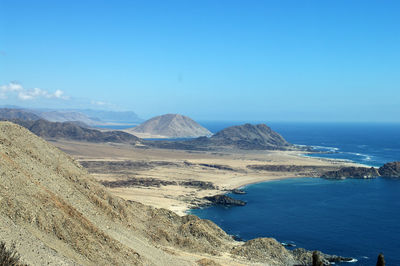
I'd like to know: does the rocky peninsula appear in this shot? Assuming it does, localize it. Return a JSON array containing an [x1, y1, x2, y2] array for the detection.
[[321, 162, 400, 179]]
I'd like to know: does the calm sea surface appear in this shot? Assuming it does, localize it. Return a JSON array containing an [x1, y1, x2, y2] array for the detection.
[[192, 122, 400, 265]]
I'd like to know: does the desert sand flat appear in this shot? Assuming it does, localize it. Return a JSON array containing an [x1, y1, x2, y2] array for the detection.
[[51, 140, 361, 216], [124, 131, 170, 139]]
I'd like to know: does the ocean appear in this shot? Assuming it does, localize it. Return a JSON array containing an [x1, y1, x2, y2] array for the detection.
[[191, 122, 400, 265]]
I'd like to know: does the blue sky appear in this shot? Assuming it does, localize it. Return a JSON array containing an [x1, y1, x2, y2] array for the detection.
[[0, 0, 399, 122]]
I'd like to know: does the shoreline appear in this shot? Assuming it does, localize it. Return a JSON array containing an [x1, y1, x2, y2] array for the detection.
[[179, 153, 374, 216], [50, 139, 367, 217], [183, 175, 303, 216]]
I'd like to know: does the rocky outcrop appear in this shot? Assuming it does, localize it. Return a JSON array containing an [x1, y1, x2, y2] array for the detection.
[[231, 238, 297, 265], [231, 189, 246, 194], [292, 248, 354, 265], [321, 167, 380, 179], [378, 162, 400, 177], [377, 253, 385, 266], [102, 178, 217, 190], [204, 195, 246, 206], [127, 114, 211, 138], [10, 119, 141, 144]]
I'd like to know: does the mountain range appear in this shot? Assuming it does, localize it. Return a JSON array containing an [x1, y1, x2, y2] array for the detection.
[[0, 108, 293, 151], [0, 106, 143, 126], [8, 119, 141, 144]]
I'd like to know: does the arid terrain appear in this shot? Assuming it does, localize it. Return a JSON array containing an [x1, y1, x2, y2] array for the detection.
[[51, 139, 359, 216], [0, 121, 362, 265]]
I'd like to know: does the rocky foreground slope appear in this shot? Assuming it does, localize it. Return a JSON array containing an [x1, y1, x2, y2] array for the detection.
[[127, 114, 211, 138]]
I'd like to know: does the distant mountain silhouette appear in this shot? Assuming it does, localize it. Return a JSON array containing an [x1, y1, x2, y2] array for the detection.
[[32, 110, 101, 126], [0, 106, 142, 125], [77, 109, 142, 123], [10, 119, 140, 144], [127, 114, 211, 138], [0, 108, 40, 121]]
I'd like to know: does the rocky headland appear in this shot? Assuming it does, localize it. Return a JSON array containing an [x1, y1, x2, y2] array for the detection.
[[147, 123, 295, 151], [321, 162, 400, 179], [378, 161, 400, 177], [204, 195, 247, 206], [321, 166, 380, 179]]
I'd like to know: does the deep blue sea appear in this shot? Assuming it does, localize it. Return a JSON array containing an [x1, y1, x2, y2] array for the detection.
[[191, 122, 400, 265]]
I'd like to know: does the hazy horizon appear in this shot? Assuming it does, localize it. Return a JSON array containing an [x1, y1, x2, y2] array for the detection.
[[1, 1, 399, 122]]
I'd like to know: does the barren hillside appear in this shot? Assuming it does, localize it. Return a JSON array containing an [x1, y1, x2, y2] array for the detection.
[[127, 114, 211, 138], [10, 119, 141, 144]]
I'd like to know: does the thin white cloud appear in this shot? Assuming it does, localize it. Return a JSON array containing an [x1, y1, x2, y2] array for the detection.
[[0, 81, 119, 110], [91, 100, 108, 106], [0, 82, 23, 92], [0, 82, 69, 101]]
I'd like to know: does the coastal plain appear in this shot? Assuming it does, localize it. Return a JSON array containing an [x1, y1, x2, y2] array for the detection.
[[50, 140, 359, 216]]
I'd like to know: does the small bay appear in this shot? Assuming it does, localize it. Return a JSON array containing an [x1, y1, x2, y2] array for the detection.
[[193, 122, 400, 265], [191, 177, 400, 265]]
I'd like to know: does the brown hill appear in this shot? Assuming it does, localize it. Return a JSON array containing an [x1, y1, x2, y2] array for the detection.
[[0, 121, 323, 265], [10, 119, 140, 144], [127, 114, 211, 138], [207, 123, 291, 150], [148, 123, 293, 151]]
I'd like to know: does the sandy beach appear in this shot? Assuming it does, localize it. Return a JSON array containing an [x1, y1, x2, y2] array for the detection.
[[51, 140, 361, 216]]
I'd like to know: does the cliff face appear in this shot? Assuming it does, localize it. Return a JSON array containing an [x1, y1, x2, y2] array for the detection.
[[0, 121, 305, 265], [379, 162, 400, 177], [127, 114, 211, 138]]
